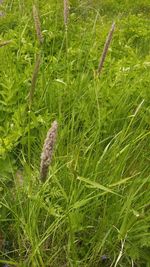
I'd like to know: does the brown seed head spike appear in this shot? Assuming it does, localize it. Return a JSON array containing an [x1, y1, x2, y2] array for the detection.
[[40, 121, 58, 182], [33, 5, 44, 45], [64, 0, 69, 28], [97, 22, 115, 75]]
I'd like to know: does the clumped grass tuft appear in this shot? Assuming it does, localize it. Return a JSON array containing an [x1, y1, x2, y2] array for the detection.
[[0, 1, 150, 266]]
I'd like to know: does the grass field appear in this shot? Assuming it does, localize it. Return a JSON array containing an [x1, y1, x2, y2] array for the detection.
[[0, 0, 150, 266]]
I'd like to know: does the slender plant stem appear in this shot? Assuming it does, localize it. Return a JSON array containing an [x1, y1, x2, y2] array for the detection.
[[29, 53, 41, 109]]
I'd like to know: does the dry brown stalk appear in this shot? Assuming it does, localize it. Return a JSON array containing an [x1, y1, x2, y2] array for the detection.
[[97, 22, 115, 75], [0, 40, 12, 47], [64, 0, 69, 28], [40, 121, 58, 182], [33, 4, 44, 44], [29, 53, 41, 106]]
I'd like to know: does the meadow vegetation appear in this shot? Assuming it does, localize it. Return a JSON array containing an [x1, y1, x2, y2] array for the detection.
[[0, 0, 150, 266]]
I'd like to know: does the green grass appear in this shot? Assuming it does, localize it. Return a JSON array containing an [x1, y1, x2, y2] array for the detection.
[[0, 0, 150, 266]]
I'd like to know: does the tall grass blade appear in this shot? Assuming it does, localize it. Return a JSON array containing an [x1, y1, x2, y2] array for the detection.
[[77, 176, 120, 196]]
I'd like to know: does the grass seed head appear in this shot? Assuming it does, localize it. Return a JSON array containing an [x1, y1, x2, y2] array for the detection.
[[64, 0, 69, 28], [97, 22, 115, 75], [40, 120, 58, 182], [33, 5, 44, 44]]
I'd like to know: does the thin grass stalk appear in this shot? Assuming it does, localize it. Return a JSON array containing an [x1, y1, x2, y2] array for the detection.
[[27, 53, 41, 179], [64, 0, 69, 29], [33, 4, 44, 44], [97, 22, 115, 75], [29, 53, 41, 107], [40, 121, 58, 182], [0, 40, 12, 47]]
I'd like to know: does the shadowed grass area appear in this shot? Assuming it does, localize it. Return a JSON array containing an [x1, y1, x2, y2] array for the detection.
[[0, 0, 150, 266]]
